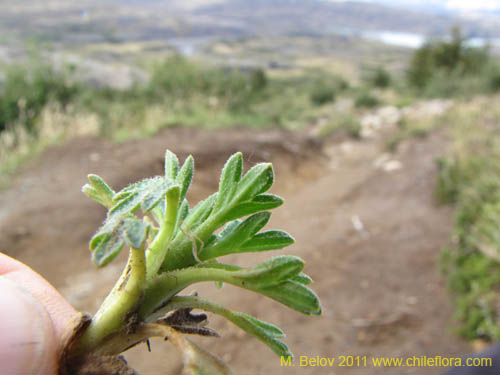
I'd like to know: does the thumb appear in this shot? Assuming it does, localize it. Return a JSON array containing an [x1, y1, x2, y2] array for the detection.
[[0, 277, 58, 375]]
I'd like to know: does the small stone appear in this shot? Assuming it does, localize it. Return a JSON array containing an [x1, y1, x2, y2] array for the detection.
[[89, 152, 101, 162]]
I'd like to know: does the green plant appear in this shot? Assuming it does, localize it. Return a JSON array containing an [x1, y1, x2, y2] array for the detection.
[[406, 27, 492, 96], [310, 83, 336, 106], [62, 150, 321, 374], [0, 61, 79, 134], [367, 67, 391, 88], [354, 91, 380, 108], [438, 110, 500, 341]]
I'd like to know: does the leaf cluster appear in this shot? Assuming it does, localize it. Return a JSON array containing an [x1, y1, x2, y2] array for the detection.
[[82, 150, 321, 361]]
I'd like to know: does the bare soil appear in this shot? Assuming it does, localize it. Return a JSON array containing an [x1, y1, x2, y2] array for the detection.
[[0, 126, 470, 374]]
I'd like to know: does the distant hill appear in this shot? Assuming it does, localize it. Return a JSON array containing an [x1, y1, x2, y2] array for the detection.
[[192, 0, 500, 39], [1, 0, 500, 47]]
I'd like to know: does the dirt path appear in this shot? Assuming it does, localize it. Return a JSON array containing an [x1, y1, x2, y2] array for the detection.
[[0, 126, 470, 374]]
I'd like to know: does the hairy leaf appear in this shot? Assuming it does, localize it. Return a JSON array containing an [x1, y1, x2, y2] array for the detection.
[[213, 152, 242, 213], [239, 230, 294, 252], [232, 256, 304, 288], [231, 163, 274, 206], [223, 193, 284, 222], [260, 280, 322, 315], [90, 216, 149, 266], [291, 273, 313, 285], [110, 177, 177, 216], [82, 174, 115, 208], [199, 212, 270, 259], [164, 150, 179, 180], [176, 156, 194, 201]]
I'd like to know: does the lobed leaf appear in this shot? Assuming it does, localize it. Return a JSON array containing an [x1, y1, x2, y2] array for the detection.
[[231, 163, 274, 207], [165, 150, 179, 180], [177, 193, 217, 233], [176, 199, 190, 229], [176, 155, 194, 201], [291, 272, 313, 285], [123, 218, 149, 249], [232, 255, 304, 288], [82, 174, 116, 208], [199, 212, 270, 259], [223, 193, 284, 222], [213, 152, 243, 213], [110, 177, 176, 216], [90, 215, 149, 266], [163, 296, 292, 359], [224, 312, 291, 359], [239, 230, 295, 252], [259, 280, 322, 316]]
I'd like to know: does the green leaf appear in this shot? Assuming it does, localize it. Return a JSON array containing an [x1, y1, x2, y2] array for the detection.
[[165, 150, 179, 180], [238, 313, 285, 338], [223, 194, 284, 221], [239, 230, 294, 252], [200, 212, 270, 259], [90, 231, 124, 267], [110, 177, 176, 216], [233, 256, 304, 288], [142, 259, 319, 319], [123, 218, 149, 249], [232, 163, 274, 206], [177, 199, 190, 224], [162, 296, 292, 359], [260, 280, 322, 315], [218, 219, 241, 238], [82, 184, 106, 207], [291, 273, 313, 285], [82, 174, 115, 207], [90, 215, 149, 266], [213, 152, 242, 213], [180, 193, 217, 232], [176, 155, 194, 201], [224, 312, 291, 358]]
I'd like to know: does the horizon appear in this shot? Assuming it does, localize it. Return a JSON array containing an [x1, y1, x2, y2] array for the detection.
[[324, 0, 500, 12]]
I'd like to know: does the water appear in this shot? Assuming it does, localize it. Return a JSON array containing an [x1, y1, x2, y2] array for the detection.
[[365, 30, 500, 49], [364, 31, 425, 48]]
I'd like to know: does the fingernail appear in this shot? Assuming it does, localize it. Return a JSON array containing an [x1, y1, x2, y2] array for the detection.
[[0, 277, 57, 375]]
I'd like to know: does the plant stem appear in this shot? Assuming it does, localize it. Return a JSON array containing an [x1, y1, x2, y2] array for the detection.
[[74, 245, 146, 356], [89, 323, 176, 356], [146, 187, 180, 279], [155, 295, 238, 322], [140, 266, 266, 320], [160, 214, 221, 271]]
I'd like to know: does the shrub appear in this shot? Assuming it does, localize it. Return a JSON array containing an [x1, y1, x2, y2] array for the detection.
[[354, 91, 380, 108], [250, 68, 268, 91], [0, 62, 79, 134], [368, 67, 391, 88], [310, 84, 336, 106], [406, 27, 492, 95]]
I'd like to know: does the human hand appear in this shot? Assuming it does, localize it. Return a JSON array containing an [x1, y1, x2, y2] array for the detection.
[[0, 252, 77, 375]]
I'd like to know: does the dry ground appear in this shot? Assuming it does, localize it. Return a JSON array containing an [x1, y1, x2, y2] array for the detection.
[[0, 126, 470, 374]]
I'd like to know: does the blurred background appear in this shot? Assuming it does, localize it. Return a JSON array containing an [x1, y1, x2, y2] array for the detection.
[[1, 1, 500, 374]]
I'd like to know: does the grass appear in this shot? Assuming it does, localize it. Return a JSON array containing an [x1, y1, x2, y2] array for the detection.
[[437, 96, 500, 341], [384, 114, 445, 152], [316, 113, 362, 138], [0, 103, 99, 188], [0, 54, 358, 186]]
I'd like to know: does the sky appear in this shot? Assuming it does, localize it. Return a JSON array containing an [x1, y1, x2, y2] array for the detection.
[[326, 0, 500, 12]]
